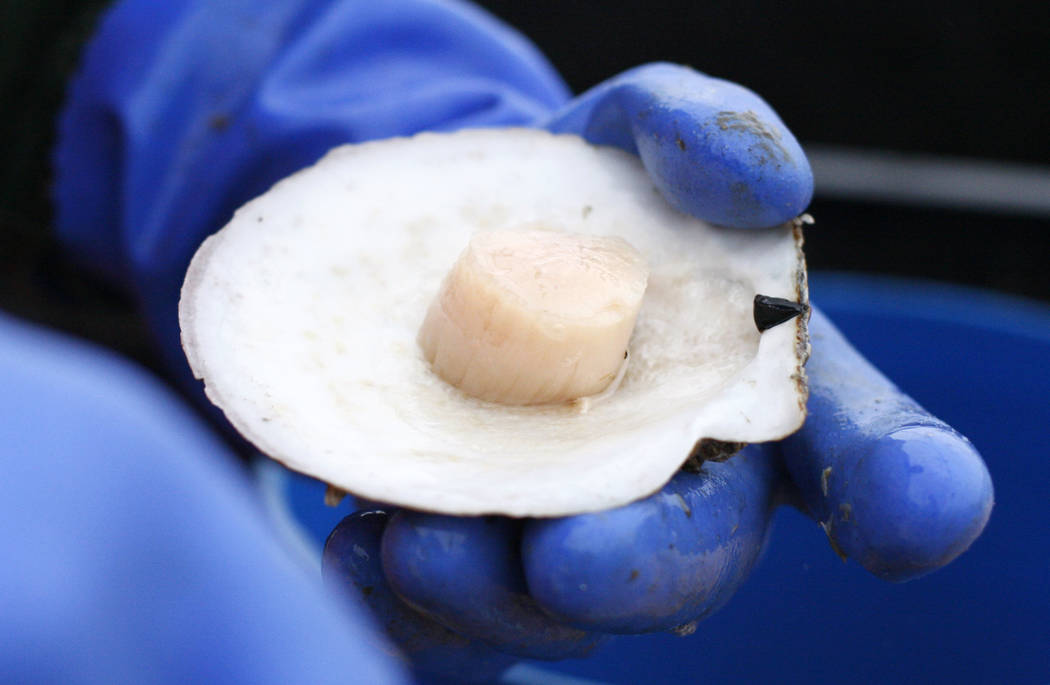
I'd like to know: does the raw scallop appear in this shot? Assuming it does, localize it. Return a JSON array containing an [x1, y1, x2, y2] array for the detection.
[[179, 129, 809, 517]]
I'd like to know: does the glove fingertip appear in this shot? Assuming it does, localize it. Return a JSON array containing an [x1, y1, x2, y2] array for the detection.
[[833, 425, 994, 582], [544, 62, 813, 228], [622, 65, 813, 228]]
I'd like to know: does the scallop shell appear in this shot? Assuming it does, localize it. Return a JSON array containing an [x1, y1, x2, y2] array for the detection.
[[179, 129, 809, 517]]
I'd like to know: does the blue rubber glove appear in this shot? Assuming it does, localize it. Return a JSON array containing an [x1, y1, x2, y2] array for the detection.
[[781, 309, 995, 581], [0, 312, 408, 684], [53, 0, 994, 676]]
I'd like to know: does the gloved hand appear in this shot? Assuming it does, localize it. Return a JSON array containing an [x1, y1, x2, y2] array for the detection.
[[321, 314, 993, 676], [53, 0, 994, 680]]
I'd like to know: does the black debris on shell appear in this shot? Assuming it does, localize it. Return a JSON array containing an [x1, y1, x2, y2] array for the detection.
[[681, 439, 746, 472], [753, 295, 808, 332]]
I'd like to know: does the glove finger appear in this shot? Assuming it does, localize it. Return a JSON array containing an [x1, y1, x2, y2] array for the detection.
[[544, 62, 812, 228], [322, 510, 515, 682], [781, 308, 994, 581], [379, 512, 607, 660], [522, 443, 781, 634]]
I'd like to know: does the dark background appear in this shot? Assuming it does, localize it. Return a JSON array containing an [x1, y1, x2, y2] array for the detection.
[[2, 0, 1049, 374]]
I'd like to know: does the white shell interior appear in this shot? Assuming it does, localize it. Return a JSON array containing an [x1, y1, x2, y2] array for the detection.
[[180, 129, 808, 517]]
